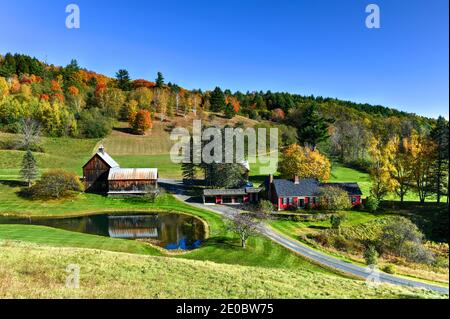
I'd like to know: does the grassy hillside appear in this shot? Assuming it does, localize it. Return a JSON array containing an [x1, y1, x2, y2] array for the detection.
[[0, 242, 443, 299]]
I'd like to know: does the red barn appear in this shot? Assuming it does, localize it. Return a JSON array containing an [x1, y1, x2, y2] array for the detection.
[[267, 176, 362, 211]]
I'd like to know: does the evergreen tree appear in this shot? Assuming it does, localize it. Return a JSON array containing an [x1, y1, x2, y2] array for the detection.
[[115, 69, 132, 91], [291, 104, 333, 150], [209, 87, 225, 112], [21, 149, 37, 187], [430, 116, 449, 203], [224, 103, 236, 119], [155, 72, 165, 88]]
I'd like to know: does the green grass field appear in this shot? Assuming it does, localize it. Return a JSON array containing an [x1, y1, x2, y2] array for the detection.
[[1, 242, 442, 299]]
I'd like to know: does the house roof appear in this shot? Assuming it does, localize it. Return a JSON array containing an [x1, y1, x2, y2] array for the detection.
[[108, 168, 158, 181], [272, 178, 362, 197], [203, 187, 262, 196], [321, 183, 363, 196], [273, 178, 320, 197]]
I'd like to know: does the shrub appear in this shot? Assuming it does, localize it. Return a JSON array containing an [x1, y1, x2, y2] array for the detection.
[[29, 169, 83, 199], [379, 216, 434, 264], [365, 196, 379, 213], [364, 245, 379, 266], [382, 264, 396, 274], [257, 200, 274, 217], [330, 212, 347, 231], [78, 108, 112, 138], [318, 186, 352, 211]]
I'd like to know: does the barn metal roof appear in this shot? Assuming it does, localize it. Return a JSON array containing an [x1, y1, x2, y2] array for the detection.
[[97, 151, 120, 168], [108, 168, 158, 181], [203, 187, 262, 196]]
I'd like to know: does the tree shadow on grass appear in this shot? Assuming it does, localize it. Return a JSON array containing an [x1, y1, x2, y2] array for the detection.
[[0, 180, 27, 188], [201, 236, 241, 249], [112, 126, 134, 135], [308, 225, 329, 230]]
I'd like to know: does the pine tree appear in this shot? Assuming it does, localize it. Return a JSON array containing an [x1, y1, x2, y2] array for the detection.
[[21, 149, 37, 187], [115, 69, 131, 91], [430, 116, 449, 203], [155, 72, 165, 88], [295, 104, 333, 150], [224, 103, 236, 119], [209, 87, 225, 112]]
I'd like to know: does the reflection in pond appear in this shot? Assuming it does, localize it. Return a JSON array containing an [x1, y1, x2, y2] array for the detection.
[[0, 212, 205, 250]]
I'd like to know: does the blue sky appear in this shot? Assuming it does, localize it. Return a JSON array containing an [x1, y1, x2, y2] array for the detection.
[[0, 0, 448, 118]]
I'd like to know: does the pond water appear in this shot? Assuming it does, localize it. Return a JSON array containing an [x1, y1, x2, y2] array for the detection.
[[0, 212, 206, 250]]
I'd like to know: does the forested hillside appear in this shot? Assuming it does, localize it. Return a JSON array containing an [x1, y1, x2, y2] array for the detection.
[[0, 53, 448, 203]]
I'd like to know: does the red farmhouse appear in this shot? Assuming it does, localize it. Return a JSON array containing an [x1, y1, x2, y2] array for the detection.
[[267, 176, 362, 211]]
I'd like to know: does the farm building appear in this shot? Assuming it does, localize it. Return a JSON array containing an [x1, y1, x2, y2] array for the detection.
[[203, 187, 263, 205], [267, 175, 362, 211], [82, 146, 158, 196]]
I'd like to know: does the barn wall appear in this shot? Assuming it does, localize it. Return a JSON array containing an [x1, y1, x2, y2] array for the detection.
[[83, 155, 110, 191], [109, 179, 157, 192]]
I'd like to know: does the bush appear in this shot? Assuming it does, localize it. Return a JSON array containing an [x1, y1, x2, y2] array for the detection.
[[29, 169, 83, 199], [318, 186, 352, 211], [330, 212, 347, 230], [365, 196, 379, 213], [78, 108, 112, 138], [258, 200, 274, 216], [364, 245, 379, 266], [382, 264, 396, 274], [379, 216, 434, 264]]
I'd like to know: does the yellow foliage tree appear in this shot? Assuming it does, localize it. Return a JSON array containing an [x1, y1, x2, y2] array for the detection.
[[0, 76, 9, 99], [279, 144, 331, 181], [368, 137, 397, 201]]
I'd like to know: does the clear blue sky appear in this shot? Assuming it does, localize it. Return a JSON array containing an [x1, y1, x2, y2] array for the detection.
[[0, 0, 448, 118]]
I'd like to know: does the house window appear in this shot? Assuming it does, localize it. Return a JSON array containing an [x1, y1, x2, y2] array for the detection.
[[352, 197, 357, 204], [282, 198, 287, 205]]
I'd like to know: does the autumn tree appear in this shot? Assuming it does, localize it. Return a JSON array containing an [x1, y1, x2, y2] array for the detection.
[[388, 136, 413, 202], [129, 87, 153, 110], [0, 76, 9, 98], [96, 87, 126, 118], [368, 137, 397, 201], [120, 99, 138, 122], [155, 88, 168, 121], [132, 109, 152, 135], [409, 132, 435, 203], [278, 144, 331, 181]]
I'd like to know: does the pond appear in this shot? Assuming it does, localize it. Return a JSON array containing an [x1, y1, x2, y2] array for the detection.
[[0, 212, 206, 250]]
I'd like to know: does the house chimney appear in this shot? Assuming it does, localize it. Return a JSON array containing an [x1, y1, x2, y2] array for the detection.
[[267, 174, 274, 200], [294, 175, 300, 184], [98, 145, 105, 154]]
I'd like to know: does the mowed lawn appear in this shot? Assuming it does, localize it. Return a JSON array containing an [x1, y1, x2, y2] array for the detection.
[[1, 242, 443, 299]]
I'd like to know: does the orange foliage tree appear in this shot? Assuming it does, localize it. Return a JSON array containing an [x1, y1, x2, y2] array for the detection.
[[131, 109, 153, 135]]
